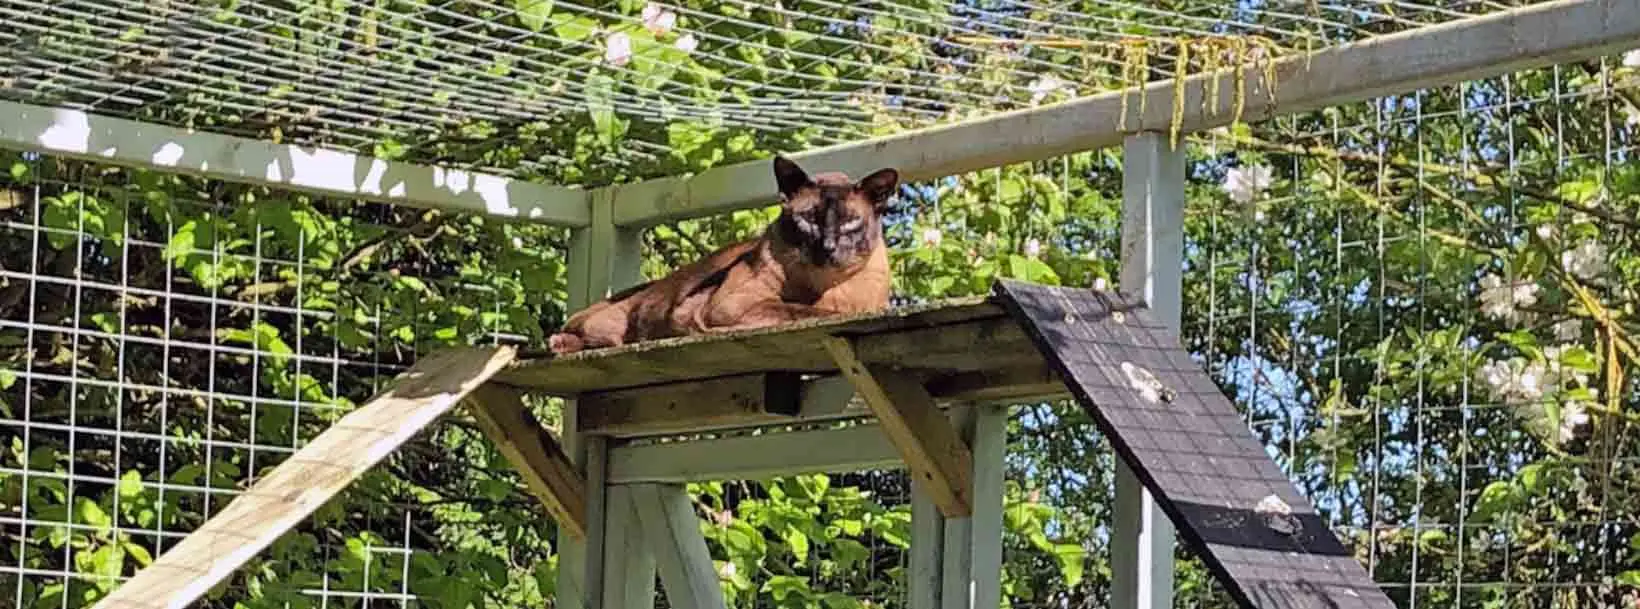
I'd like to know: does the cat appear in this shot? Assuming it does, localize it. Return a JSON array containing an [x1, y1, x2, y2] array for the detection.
[[547, 155, 900, 354]]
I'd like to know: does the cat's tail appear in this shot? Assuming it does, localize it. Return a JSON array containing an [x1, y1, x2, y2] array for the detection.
[[548, 332, 584, 354]]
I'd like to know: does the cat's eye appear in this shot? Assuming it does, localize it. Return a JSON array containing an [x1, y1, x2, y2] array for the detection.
[[842, 219, 864, 231]]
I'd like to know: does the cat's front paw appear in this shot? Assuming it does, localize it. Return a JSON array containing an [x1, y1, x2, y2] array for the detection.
[[548, 332, 584, 354]]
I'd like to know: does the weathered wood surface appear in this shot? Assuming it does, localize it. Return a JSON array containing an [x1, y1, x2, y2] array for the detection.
[[92, 346, 519, 609], [463, 384, 588, 539], [993, 280, 1392, 609], [496, 298, 1027, 394], [578, 371, 803, 436], [576, 365, 1065, 438], [823, 336, 974, 518]]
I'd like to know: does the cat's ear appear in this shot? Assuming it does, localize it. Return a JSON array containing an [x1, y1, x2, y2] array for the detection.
[[772, 155, 811, 201], [857, 167, 900, 212]]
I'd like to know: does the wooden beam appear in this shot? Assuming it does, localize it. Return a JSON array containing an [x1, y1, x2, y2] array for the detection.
[[0, 100, 591, 226], [821, 336, 974, 517], [463, 384, 588, 539], [576, 365, 1062, 438], [603, 486, 659, 609], [91, 346, 518, 609], [602, 0, 1640, 227], [577, 372, 803, 436], [630, 484, 728, 609]]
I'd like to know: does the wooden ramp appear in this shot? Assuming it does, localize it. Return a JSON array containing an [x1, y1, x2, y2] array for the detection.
[[991, 280, 1393, 609], [91, 346, 519, 609]]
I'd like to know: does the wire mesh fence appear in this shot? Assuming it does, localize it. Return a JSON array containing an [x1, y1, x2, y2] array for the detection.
[[1, 32, 1638, 609]]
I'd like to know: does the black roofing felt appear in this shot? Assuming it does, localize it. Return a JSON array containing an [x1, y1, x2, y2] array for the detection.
[[992, 279, 1394, 609]]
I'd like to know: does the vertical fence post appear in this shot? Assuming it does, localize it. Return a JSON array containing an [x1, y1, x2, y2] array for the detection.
[[558, 190, 645, 609], [1112, 131, 1184, 609]]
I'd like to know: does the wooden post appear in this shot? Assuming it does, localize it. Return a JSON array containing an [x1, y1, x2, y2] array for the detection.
[[603, 485, 658, 609], [558, 189, 647, 609], [630, 484, 728, 609], [1112, 131, 1183, 609]]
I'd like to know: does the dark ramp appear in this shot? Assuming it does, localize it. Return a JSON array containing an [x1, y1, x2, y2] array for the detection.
[[992, 279, 1394, 609]]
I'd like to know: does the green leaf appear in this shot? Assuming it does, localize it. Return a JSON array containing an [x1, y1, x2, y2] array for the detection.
[[76, 497, 112, 530], [1618, 570, 1640, 587], [118, 470, 144, 499], [551, 15, 598, 42], [1052, 542, 1086, 587], [763, 575, 812, 601], [165, 220, 200, 262], [0, 368, 15, 390], [513, 0, 554, 31]]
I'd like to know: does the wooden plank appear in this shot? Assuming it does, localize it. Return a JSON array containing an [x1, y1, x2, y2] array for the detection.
[[993, 279, 1393, 609], [574, 364, 1061, 439], [90, 346, 517, 609], [577, 372, 804, 436], [0, 100, 591, 226], [631, 484, 728, 609], [967, 405, 1008, 609], [821, 336, 974, 517], [463, 384, 588, 539], [494, 299, 1008, 394], [603, 0, 1640, 228], [909, 492, 945, 609], [608, 423, 901, 484], [603, 485, 658, 609]]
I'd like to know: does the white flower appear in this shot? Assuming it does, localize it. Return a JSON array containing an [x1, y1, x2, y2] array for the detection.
[[1624, 104, 1640, 127], [1561, 241, 1607, 280], [1027, 76, 1072, 105], [642, 3, 677, 36], [1552, 319, 1581, 342], [1092, 277, 1108, 291], [604, 32, 632, 67], [717, 561, 737, 579], [512, 236, 524, 248], [1221, 164, 1273, 204], [674, 33, 698, 53], [1559, 399, 1591, 444], [1478, 273, 1538, 323], [1477, 358, 1548, 405], [1024, 238, 1042, 258], [1624, 49, 1640, 68], [1534, 224, 1554, 240], [920, 227, 942, 249]]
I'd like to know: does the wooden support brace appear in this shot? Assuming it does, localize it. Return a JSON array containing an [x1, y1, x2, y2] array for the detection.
[[630, 484, 728, 609], [578, 371, 803, 436], [90, 346, 518, 609], [821, 335, 974, 517], [463, 383, 588, 539]]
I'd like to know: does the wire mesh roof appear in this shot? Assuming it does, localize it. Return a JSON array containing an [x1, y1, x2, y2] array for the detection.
[[0, 1, 1549, 186]]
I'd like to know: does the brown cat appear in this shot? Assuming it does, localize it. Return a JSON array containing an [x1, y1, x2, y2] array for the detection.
[[548, 156, 899, 354]]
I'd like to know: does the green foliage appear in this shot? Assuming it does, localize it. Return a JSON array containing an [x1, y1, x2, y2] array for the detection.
[[2, 4, 1640, 609]]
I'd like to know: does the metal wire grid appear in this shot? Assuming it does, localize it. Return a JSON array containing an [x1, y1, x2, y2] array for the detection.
[[0, 1, 1550, 182], [1178, 56, 1638, 607], [0, 149, 563, 608]]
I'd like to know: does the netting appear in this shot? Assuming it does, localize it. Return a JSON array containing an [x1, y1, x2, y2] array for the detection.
[[3, 2, 1640, 609], [0, 1, 1552, 183]]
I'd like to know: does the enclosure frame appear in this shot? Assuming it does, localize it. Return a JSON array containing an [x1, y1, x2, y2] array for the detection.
[[3, 1, 1635, 608]]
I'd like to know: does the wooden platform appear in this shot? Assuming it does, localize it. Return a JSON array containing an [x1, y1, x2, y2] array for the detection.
[[488, 279, 1395, 609], [496, 296, 1068, 438]]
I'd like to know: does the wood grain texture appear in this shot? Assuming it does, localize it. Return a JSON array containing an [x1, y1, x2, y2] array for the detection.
[[577, 372, 803, 436], [993, 279, 1392, 609], [463, 383, 588, 539], [496, 298, 1011, 393], [821, 336, 974, 518], [92, 346, 518, 609]]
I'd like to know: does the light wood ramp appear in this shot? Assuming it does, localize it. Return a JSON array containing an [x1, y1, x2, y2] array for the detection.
[[91, 346, 519, 609]]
